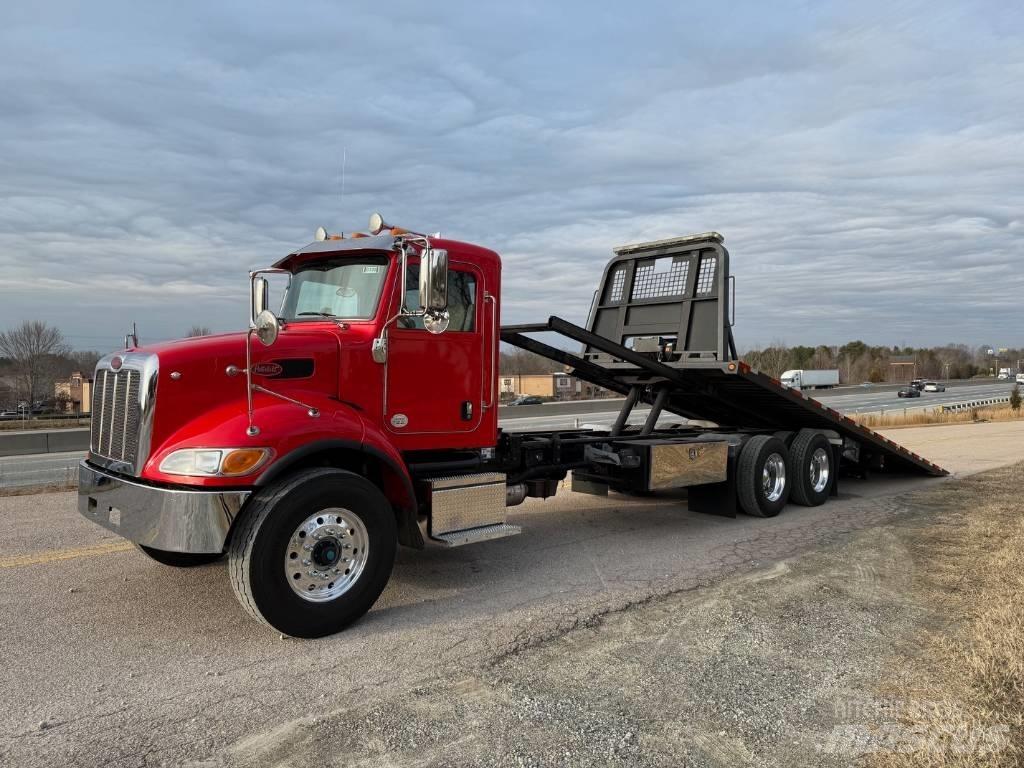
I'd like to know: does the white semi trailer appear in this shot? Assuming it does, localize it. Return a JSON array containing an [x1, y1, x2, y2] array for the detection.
[[779, 369, 840, 390]]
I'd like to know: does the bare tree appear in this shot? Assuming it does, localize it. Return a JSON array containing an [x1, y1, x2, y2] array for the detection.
[[0, 321, 70, 405], [187, 326, 213, 337], [499, 346, 563, 375], [70, 350, 102, 373], [743, 340, 791, 378]]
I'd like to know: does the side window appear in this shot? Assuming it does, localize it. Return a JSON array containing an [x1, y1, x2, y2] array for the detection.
[[401, 264, 477, 332]]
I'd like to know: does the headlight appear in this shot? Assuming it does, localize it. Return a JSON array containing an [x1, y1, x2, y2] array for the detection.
[[159, 448, 272, 477]]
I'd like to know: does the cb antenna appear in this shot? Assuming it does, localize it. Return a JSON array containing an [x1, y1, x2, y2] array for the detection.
[[340, 147, 347, 224]]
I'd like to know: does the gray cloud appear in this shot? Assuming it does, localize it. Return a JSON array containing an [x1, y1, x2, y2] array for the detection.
[[0, 0, 1021, 352]]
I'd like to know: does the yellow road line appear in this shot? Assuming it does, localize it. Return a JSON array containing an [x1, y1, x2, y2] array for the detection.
[[0, 540, 134, 568]]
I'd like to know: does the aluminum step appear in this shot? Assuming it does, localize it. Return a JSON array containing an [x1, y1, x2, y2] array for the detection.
[[431, 523, 522, 547]]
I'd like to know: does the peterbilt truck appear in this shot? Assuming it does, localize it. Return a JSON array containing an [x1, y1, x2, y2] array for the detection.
[[78, 215, 944, 637]]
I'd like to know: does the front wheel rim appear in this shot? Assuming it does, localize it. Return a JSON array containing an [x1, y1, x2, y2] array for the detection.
[[285, 507, 369, 603], [762, 453, 787, 502], [809, 447, 830, 493]]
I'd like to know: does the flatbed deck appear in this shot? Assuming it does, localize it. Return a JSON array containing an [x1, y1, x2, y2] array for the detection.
[[502, 316, 945, 478]]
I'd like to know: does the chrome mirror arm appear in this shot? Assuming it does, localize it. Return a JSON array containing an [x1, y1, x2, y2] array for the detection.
[[372, 242, 433, 363]]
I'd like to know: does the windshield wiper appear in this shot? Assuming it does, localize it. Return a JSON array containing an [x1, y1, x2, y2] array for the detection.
[[296, 311, 336, 318]]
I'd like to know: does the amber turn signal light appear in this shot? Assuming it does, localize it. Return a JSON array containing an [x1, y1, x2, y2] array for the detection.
[[220, 448, 271, 476]]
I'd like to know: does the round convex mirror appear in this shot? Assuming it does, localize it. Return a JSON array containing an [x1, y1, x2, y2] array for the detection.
[[255, 309, 280, 346], [423, 310, 450, 335]]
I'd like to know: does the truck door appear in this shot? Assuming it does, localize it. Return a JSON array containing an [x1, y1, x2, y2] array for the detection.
[[384, 258, 488, 448]]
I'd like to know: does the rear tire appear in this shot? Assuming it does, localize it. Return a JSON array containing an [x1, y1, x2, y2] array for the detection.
[[737, 435, 791, 517], [789, 430, 833, 507], [228, 468, 397, 638], [136, 545, 223, 567]]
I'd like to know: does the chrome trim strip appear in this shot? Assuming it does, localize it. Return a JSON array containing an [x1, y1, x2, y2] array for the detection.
[[77, 461, 250, 554], [108, 372, 118, 457], [483, 292, 496, 409]]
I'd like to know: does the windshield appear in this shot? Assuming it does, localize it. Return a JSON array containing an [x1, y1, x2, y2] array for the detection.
[[281, 256, 389, 320]]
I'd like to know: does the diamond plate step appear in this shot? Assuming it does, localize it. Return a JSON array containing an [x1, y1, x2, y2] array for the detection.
[[431, 523, 522, 548]]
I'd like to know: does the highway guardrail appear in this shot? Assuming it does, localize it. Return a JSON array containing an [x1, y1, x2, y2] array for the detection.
[[938, 396, 1011, 413]]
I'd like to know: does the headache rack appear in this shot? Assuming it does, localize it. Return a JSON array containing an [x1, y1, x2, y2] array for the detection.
[[501, 232, 945, 478]]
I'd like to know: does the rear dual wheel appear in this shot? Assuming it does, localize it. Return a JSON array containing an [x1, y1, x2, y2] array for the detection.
[[789, 430, 833, 507], [737, 435, 791, 517], [737, 431, 833, 516]]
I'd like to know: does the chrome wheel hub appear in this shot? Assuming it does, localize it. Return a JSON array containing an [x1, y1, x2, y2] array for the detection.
[[762, 453, 786, 502], [809, 447, 830, 493], [285, 507, 369, 603]]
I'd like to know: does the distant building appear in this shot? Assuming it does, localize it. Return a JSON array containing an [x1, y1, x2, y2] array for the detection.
[[499, 372, 614, 401], [889, 356, 917, 383], [55, 372, 92, 414]]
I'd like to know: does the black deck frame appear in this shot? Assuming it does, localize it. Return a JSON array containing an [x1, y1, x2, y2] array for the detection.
[[501, 316, 946, 478]]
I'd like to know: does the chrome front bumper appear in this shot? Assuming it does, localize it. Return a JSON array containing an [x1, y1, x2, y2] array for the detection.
[[77, 461, 250, 554]]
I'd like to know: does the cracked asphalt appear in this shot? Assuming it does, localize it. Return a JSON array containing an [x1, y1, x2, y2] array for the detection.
[[2, 421, 1023, 767]]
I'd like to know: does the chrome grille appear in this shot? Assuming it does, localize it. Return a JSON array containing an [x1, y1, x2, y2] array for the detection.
[[90, 368, 143, 464]]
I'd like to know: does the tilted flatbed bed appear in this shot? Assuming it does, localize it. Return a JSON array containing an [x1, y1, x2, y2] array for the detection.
[[493, 231, 944, 518]]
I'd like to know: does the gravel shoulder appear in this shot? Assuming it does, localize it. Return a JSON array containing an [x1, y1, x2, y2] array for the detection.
[[215, 464, 1023, 768]]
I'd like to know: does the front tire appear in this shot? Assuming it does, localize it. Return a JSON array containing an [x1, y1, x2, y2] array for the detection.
[[228, 468, 397, 638], [136, 544, 223, 567], [737, 435, 791, 517]]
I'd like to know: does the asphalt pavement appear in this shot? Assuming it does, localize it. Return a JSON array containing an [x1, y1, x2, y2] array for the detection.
[[2, 421, 1023, 766], [0, 451, 82, 489]]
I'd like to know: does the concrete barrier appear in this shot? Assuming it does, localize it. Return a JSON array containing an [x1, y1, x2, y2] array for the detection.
[[0, 428, 89, 457], [0, 432, 50, 457], [47, 428, 91, 453]]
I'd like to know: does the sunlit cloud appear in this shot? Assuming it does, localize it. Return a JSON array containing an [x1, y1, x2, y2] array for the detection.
[[0, 0, 1021, 352]]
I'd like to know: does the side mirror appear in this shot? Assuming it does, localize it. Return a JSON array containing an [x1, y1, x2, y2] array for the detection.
[[251, 276, 269, 325], [419, 249, 448, 313], [254, 309, 280, 346]]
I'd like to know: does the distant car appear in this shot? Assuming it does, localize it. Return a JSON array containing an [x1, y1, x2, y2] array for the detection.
[[923, 382, 945, 392], [860, 382, 872, 387], [897, 387, 921, 398], [507, 395, 544, 406], [998, 373, 1009, 380], [910, 379, 926, 390], [0, 410, 20, 420]]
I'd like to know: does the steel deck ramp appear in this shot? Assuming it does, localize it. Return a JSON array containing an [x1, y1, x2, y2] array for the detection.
[[501, 316, 947, 477]]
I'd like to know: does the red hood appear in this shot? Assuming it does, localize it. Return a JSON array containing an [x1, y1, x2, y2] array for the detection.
[[138, 329, 342, 464]]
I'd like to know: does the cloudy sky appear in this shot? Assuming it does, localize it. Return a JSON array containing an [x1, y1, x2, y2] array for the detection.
[[1, 0, 1021, 352]]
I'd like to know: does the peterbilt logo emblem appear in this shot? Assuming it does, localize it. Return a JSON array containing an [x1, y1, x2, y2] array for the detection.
[[252, 362, 283, 377], [110, 356, 123, 370], [688, 446, 706, 461]]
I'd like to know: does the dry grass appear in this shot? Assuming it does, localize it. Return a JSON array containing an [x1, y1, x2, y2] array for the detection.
[[866, 467, 1024, 767], [854, 404, 1023, 429]]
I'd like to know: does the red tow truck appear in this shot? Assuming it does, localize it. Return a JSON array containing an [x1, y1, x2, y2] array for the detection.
[[79, 215, 944, 637]]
